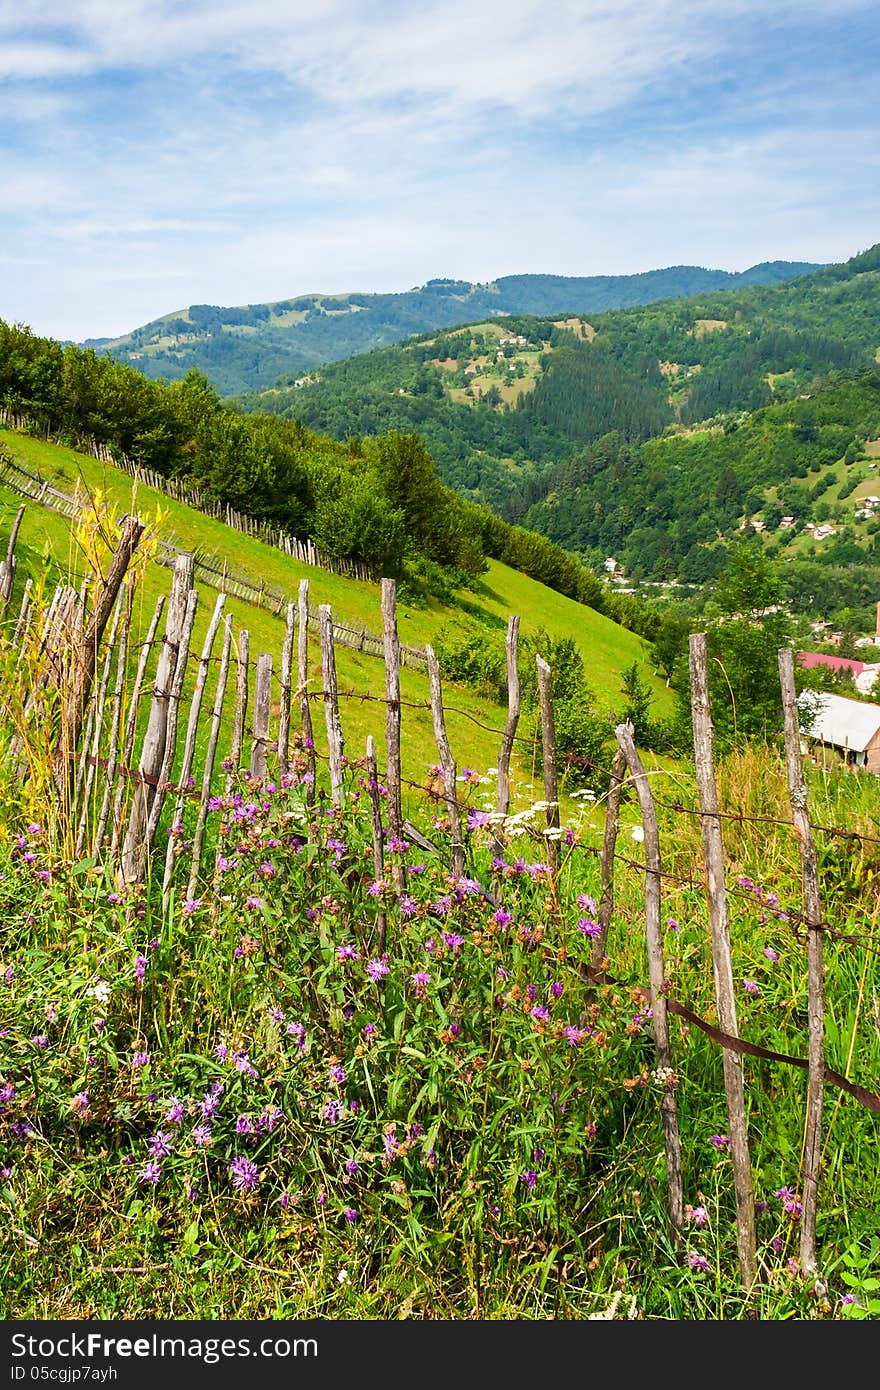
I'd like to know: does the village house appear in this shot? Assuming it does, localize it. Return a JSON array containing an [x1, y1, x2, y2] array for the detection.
[[801, 692, 880, 772]]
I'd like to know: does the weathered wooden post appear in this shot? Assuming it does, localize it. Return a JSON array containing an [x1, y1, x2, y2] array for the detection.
[[615, 720, 684, 1236], [92, 585, 133, 856], [108, 594, 165, 858], [297, 579, 316, 803], [187, 613, 234, 902], [382, 579, 404, 883], [144, 587, 199, 847], [778, 646, 825, 1283], [366, 734, 388, 953], [250, 653, 273, 783], [0, 503, 25, 607], [226, 628, 249, 794], [690, 632, 757, 1290], [161, 592, 226, 909], [425, 644, 464, 878], [74, 588, 126, 858], [319, 604, 345, 807], [54, 514, 144, 804], [491, 615, 521, 865], [536, 655, 560, 872], [278, 601, 295, 778], [120, 552, 194, 884]]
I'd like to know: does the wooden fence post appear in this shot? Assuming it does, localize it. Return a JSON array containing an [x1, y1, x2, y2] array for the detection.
[[250, 653, 272, 784], [162, 592, 226, 911], [91, 585, 133, 857], [73, 588, 126, 858], [109, 594, 165, 858], [226, 628, 249, 793], [120, 552, 194, 884], [778, 646, 825, 1283], [319, 604, 345, 807], [615, 721, 685, 1235], [278, 601, 295, 778], [0, 503, 25, 607], [536, 655, 560, 872], [492, 615, 521, 866], [425, 644, 464, 878], [382, 579, 404, 881], [297, 580, 316, 804], [690, 633, 757, 1290], [144, 587, 200, 849], [187, 613, 234, 902], [366, 734, 387, 954]]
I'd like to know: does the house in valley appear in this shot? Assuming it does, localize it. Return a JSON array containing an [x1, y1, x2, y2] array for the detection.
[[801, 692, 880, 771]]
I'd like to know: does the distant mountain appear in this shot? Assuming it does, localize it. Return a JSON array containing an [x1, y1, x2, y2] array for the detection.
[[85, 261, 822, 395]]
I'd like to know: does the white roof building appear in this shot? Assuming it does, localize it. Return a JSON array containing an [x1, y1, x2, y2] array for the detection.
[[802, 692, 880, 770]]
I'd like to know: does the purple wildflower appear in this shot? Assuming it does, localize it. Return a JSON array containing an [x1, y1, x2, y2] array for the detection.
[[134, 954, 147, 982], [191, 1124, 213, 1147], [139, 1161, 162, 1185], [688, 1251, 711, 1273], [147, 1131, 174, 1158], [366, 956, 390, 983], [228, 1156, 260, 1192], [132, 1050, 151, 1068], [520, 1170, 538, 1190]]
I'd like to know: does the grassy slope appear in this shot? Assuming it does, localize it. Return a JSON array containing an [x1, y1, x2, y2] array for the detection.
[[0, 428, 672, 815]]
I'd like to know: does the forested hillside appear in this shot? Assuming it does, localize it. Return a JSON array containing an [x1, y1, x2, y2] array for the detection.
[[87, 260, 819, 395], [0, 318, 655, 640]]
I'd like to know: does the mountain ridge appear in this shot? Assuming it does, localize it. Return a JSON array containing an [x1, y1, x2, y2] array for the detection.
[[83, 260, 822, 395]]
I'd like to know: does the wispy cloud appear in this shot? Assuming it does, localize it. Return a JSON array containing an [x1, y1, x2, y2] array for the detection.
[[1, 0, 877, 340]]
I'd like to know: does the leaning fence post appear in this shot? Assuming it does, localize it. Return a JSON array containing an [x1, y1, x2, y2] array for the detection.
[[425, 644, 464, 878], [536, 655, 560, 872], [319, 604, 345, 807], [491, 615, 521, 865], [381, 579, 404, 882], [366, 734, 387, 954], [250, 653, 272, 783], [0, 503, 25, 607], [690, 633, 757, 1290], [615, 720, 685, 1235], [778, 646, 825, 1283]]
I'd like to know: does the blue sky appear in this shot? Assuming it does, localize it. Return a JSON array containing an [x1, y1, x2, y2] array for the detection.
[[1, 0, 878, 343]]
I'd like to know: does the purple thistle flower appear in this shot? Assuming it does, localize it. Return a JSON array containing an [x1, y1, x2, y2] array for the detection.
[[330, 1065, 347, 1085], [245, 896, 264, 911], [132, 1050, 151, 1068], [191, 1124, 213, 1147], [366, 956, 389, 982], [399, 895, 419, 917], [228, 1156, 260, 1192], [344, 1158, 360, 1175], [493, 908, 512, 928], [709, 1134, 730, 1151], [139, 1161, 162, 1185], [441, 932, 464, 951], [30, 1034, 48, 1048], [531, 1006, 550, 1022], [134, 954, 147, 982], [236, 1114, 254, 1134], [165, 1098, 185, 1124], [147, 1131, 174, 1158], [576, 917, 601, 938], [564, 1025, 585, 1046], [520, 1170, 538, 1190], [336, 943, 359, 961], [764, 946, 780, 963], [550, 981, 563, 998], [742, 978, 759, 996], [687, 1205, 709, 1226], [323, 1100, 342, 1125], [688, 1251, 711, 1273], [71, 1091, 89, 1115]]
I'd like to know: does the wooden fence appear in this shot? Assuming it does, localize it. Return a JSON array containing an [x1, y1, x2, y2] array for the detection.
[[2, 512, 879, 1298], [0, 453, 429, 671], [0, 407, 372, 582]]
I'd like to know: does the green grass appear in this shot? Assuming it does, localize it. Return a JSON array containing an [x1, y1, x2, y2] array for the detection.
[[0, 426, 673, 815]]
